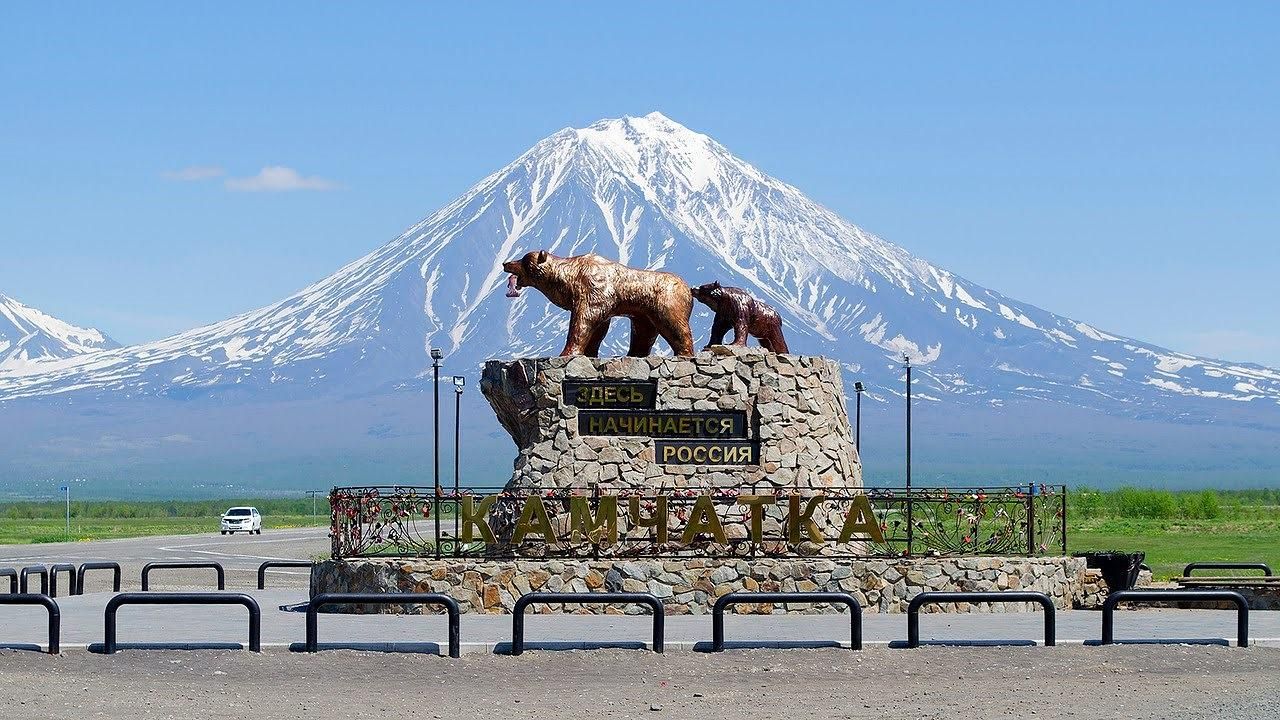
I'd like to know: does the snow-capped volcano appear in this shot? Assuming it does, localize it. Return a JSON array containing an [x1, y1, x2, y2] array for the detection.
[[0, 293, 119, 369], [1, 112, 1278, 422]]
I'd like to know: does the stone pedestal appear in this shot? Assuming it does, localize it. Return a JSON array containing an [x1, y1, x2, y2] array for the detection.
[[480, 347, 862, 492], [316, 350, 1086, 617], [312, 556, 1092, 614]]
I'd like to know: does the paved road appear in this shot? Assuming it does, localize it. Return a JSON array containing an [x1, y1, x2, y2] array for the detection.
[[1, 588, 1276, 652], [2, 530, 1276, 651], [4, 533, 1277, 719], [0, 528, 329, 591], [2, 546, 1277, 720]]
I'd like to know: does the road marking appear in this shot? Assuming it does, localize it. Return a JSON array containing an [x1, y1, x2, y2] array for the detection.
[[1, 528, 327, 565], [157, 532, 327, 564]]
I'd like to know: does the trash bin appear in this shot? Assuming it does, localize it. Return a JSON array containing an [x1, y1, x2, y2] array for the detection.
[[1075, 551, 1146, 593]]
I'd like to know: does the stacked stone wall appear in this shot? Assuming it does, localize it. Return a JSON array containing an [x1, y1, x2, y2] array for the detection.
[[480, 347, 862, 492], [314, 556, 1091, 615]]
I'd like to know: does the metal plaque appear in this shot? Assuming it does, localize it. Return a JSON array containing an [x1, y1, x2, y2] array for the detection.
[[562, 379, 658, 409], [654, 439, 758, 465], [577, 410, 748, 438]]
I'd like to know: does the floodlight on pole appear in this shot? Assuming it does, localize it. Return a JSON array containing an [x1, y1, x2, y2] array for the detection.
[[451, 375, 465, 543], [902, 353, 912, 492], [430, 348, 443, 560], [853, 381, 864, 457]]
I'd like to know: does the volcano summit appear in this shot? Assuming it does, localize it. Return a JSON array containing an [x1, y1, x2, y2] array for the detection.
[[0, 292, 119, 370], [1, 113, 1276, 492]]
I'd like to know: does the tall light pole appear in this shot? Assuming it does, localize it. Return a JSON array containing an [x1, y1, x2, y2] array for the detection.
[[853, 381, 864, 457], [306, 489, 324, 519], [431, 348, 444, 493], [452, 375, 465, 543], [61, 483, 70, 542], [903, 353, 913, 556], [903, 353, 912, 491], [431, 348, 443, 560]]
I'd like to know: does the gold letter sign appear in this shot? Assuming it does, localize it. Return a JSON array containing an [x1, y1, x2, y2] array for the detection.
[[568, 495, 619, 545], [838, 494, 885, 544], [460, 495, 497, 544], [680, 495, 728, 544], [456, 492, 884, 549]]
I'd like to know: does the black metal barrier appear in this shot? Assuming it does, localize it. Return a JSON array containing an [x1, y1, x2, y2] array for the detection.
[[49, 563, 78, 597], [20, 566, 48, 595], [712, 591, 862, 651], [1102, 590, 1249, 647], [305, 592, 460, 657], [258, 560, 313, 590], [1183, 562, 1273, 577], [511, 592, 664, 655], [1, 568, 16, 594], [0, 594, 60, 654], [103, 592, 261, 653], [77, 562, 123, 594], [907, 591, 1056, 648], [141, 561, 225, 590]]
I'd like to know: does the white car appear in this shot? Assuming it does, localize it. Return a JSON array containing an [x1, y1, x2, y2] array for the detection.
[[220, 507, 262, 535]]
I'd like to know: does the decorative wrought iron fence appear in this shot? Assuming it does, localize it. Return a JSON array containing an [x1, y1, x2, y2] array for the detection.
[[329, 485, 1066, 560]]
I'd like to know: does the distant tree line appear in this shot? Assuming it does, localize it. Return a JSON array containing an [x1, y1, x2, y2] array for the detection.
[[3, 488, 1277, 522], [1068, 487, 1280, 521]]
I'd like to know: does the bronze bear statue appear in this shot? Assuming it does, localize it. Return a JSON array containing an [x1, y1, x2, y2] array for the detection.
[[502, 250, 695, 357], [691, 282, 789, 353]]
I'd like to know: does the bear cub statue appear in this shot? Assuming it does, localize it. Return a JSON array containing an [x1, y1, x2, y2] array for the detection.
[[691, 282, 789, 353]]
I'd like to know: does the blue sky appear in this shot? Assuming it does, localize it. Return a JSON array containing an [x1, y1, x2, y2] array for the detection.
[[2, 3, 1277, 365]]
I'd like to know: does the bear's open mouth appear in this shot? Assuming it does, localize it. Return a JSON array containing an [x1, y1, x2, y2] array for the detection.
[[506, 274, 521, 298]]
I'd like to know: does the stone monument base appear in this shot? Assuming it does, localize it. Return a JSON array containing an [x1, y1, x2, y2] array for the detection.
[[313, 556, 1096, 614]]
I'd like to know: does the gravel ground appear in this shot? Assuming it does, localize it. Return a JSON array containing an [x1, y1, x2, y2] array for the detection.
[[1, 645, 1275, 720]]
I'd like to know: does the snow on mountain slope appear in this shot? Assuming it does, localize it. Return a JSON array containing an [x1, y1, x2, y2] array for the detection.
[[1, 112, 1277, 423], [0, 293, 119, 368]]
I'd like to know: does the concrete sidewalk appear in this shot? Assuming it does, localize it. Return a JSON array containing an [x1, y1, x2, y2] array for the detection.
[[2, 589, 1276, 654]]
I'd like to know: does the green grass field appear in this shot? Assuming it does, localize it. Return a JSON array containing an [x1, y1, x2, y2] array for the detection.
[[1066, 487, 1280, 579], [1070, 517, 1280, 580], [1, 489, 1277, 582]]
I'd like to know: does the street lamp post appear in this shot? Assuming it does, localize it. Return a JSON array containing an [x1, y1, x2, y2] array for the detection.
[[903, 353, 913, 555], [431, 348, 443, 560], [903, 353, 912, 491], [452, 375, 465, 544], [306, 489, 323, 519], [61, 483, 70, 542], [853, 381, 864, 457]]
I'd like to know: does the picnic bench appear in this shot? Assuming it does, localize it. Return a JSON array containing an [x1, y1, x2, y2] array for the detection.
[[1171, 563, 1279, 610]]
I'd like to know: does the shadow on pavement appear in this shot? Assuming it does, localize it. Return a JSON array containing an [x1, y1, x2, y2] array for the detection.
[[493, 641, 650, 654], [0, 643, 48, 653], [692, 640, 845, 652], [887, 639, 1039, 648], [87, 642, 247, 653], [287, 642, 446, 654], [1082, 638, 1231, 647]]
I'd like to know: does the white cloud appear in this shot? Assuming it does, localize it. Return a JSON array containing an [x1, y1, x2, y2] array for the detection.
[[162, 165, 225, 181], [224, 166, 339, 192]]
